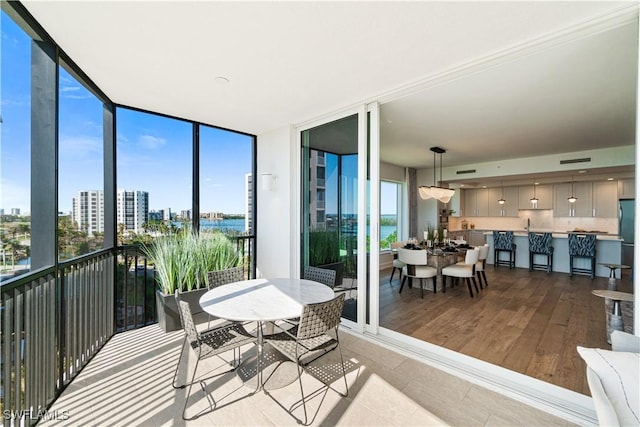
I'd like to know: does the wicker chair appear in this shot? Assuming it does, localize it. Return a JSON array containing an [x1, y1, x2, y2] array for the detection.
[[303, 266, 337, 289], [264, 293, 348, 425], [207, 266, 244, 289], [172, 290, 256, 420], [205, 266, 246, 329]]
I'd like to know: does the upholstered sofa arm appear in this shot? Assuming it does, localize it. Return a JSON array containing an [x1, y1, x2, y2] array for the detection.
[[611, 330, 640, 353]]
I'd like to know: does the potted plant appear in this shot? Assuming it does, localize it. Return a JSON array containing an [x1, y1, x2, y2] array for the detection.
[[308, 229, 343, 287], [144, 231, 239, 332]]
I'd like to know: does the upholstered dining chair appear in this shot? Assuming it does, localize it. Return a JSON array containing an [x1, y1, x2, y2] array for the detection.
[[172, 290, 256, 420], [442, 248, 480, 298], [389, 241, 407, 285], [397, 248, 437, 299], [264, 294, 348, 425], [475, 245, 490, 288]]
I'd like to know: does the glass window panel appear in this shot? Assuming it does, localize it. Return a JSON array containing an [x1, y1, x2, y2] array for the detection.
[[380, 181, 400, 250], [1, 12, 32, 279], [116, 107, 192, 245], [199, 125, 254, 235], [58, 66, 104, 260]]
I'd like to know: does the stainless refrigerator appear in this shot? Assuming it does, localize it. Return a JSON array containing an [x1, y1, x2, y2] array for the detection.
[[619, 200, 635, 266]]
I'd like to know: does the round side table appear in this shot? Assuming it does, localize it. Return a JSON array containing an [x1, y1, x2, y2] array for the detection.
[[597, 263, 631, 290], [591, 289, 634, 344]]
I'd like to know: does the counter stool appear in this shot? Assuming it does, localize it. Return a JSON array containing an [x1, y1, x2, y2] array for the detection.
[[493, 231, 516, 269], [528, 232, 554, 273], [569, 233, 596, 279]]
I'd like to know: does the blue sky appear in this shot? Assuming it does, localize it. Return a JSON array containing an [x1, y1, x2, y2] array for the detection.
[[1, 11, 253, 216], [2, 10, 395, 218]]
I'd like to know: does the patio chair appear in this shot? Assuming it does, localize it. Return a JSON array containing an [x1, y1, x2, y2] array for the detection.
[[264, 293, 348, 425], [172, 290, 257, 420], [205, 266, 246, 329], [303, 265, 337, 288]]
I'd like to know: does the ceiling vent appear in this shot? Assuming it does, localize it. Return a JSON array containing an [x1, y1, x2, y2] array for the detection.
[[456, 169, 476, 175], [560, 157, 591, 165]]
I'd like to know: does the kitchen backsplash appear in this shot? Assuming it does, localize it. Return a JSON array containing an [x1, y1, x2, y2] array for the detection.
[[448, 210, 619, 234]]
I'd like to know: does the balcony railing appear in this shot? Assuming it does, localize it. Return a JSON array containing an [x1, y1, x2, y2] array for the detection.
[[0, 234, 256, 425]]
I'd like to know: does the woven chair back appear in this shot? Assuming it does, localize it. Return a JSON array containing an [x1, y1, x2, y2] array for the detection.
[[175, 291, 199, 344], [304, 266, 337, 289], [207, 266, 244, 290], [297, 293, 345, 340]]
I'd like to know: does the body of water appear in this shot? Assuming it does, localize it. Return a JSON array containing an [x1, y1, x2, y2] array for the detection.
[[199, 218, 247, 233]]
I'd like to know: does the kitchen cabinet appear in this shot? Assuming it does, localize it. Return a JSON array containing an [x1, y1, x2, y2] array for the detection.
[[554, 182, 593, 217], [488, 187, 519, 217], [463, 188, 489, 217], [593, 181, 618, 218], [618, 178, 634, 199], [518, 184, 552, 210]]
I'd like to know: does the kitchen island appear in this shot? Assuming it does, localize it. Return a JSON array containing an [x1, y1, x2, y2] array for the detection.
[[485, 231, 623, 277]]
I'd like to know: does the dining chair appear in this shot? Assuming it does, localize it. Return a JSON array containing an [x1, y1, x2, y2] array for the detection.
[[397, 248, 437, 299], [389, 241, 407, 285], [264, 293, 348, 425], [442, 248, 480, 298], [205, 266, 246, 330], [172, 290, 257, 420], [475, 244, 490, 288], [303, 265, 337, 289]]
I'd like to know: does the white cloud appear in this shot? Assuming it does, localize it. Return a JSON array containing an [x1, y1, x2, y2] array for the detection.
[[59, 135, 102, 157], [138, 134, 167, 149]]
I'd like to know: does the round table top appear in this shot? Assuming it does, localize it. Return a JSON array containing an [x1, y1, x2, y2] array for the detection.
[[591, 290, 634, 301], [199, 277, 335, 322], [597, 263, 631, 270]]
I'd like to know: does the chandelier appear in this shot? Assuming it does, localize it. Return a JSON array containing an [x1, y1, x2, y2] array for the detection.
[[418, 147, 455, 203]]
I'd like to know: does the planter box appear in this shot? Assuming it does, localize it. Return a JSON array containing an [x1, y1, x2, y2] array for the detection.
[[318, 261, 344, 288], [155, 288, 209, 332]]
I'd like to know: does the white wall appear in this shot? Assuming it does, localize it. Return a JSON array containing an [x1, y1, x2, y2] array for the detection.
[[256, 126, 294, 278]]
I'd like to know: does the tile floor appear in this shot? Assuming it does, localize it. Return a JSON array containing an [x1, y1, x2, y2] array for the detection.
[[40, 322, 576, 426]]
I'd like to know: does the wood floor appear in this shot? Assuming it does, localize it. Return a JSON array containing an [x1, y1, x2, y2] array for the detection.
[[379, 265, 633, 395]]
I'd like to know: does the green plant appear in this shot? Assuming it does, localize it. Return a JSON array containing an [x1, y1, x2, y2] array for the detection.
[[143, 231, 239, 294], [308, 229, 340, 266]]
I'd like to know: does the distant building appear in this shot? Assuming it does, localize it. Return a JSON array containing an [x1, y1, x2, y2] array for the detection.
[[245, 173, 253, 233], [116, 190, 149, 233], [180, 210, 191, 221], [72, 190, 104, 236], [148, 210, 163, 221], [10, 208, 20, 216], [310, 151, 326, 228], [161, 208, 171, 221], [0, 209, 4, 216]]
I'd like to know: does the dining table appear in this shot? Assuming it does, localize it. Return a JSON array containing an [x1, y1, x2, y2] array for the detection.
[[394, 246, 466, 292], [199, 277, 335, 389]]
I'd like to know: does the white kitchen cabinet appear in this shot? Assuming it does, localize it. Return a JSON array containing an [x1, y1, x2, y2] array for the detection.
[[518, 184, 552, 210], [463, 188, 489, 217], [617, 178, 635, 199], [554, 182, 593, 217], [593, 181, 618, 218], [488, 187, 519, 217]]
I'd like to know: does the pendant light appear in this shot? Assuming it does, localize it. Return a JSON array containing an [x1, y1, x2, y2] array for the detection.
[[568, 176, 578, 203], [418, 147, 455, 203], [529, 178, 538, 207], [498, 180, 506, 205]]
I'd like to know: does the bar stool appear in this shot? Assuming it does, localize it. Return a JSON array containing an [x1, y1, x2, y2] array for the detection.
[[493, 231, 516, 269], [528, 232, 553, 273], [569, 233, 596, 279]]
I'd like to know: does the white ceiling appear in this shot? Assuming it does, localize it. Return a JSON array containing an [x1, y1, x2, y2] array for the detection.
[[21, 1, 638, 177]]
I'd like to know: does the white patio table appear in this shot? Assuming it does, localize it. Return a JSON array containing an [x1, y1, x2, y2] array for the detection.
[[199, 277, 335, 389]]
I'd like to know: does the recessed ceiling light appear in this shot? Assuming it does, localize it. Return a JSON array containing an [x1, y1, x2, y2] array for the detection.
[[534, 182, 539, 185], [607, 177, 614, 181], [482, 185, 487, 188], [214, 76, 230, 84], [578, 170, 587, 174]]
